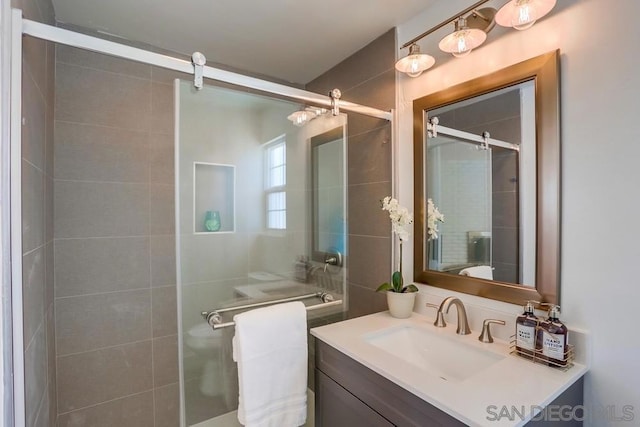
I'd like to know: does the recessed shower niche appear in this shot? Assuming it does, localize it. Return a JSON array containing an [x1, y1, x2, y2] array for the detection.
[[193, 162, 236, 233]]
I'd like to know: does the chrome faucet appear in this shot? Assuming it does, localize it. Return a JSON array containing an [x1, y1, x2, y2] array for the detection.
[[435, 297, 471, 335]]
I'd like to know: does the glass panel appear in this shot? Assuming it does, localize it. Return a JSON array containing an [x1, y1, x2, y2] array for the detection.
[[426, 136, 492, 272], [425, 81, 535, 285], [312, 130, 346, 257], [176, 80, 347, 426]]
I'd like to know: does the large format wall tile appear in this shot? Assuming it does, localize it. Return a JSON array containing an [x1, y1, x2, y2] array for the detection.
[[56, 45, 151, 79], [55, 49, 178, 425], [152, 335, 179, 387], [348, 235, 391, 289], [25, 323, 47, 427], [44, 241, 54, 308], [343, 69, 395, 111], [22, 160, 45, 253], [54, 181, 149, 238], [149, 133, 174, 185], [152, 286, 177, 338], [45, 174, 54, 242], [153, 383, 180, 427], [57, 391, 154, 427], [347, 126, 392, 186], [54, 237, 150, 297], [57, 341, 153, 413], [304, 29, 395, 96], [149, 183, 175, 235], [348, 181, 392, 238], [150, 235, 176, 287], [151, 82, 174, 135], [22, 69, 47, 171], [54, 121, 149, 182], [55, 63, 151, 131], [23, 247, 45, 349], [46, 306, 57, 426], [55, 290, 151, 355]]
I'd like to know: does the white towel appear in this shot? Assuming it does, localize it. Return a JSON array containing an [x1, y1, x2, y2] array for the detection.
[[232, 301, 308, 427], [459, 265, 494, 280]]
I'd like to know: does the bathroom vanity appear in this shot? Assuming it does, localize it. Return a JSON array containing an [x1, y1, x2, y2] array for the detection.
[[311, 312, 587, 427]]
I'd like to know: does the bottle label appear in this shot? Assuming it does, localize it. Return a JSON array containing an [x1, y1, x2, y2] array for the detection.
[[542, 331, 565, 360], [516, 324, 535, 350]]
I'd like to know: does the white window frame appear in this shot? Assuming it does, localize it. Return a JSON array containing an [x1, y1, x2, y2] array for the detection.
[[264, 135, 286, 230]]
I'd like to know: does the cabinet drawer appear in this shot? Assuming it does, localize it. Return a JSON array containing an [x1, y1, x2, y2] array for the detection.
[[316, 369, 393, 427], [315, 340, 465, 427]]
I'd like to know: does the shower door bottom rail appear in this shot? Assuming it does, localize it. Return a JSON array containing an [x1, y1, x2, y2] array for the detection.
[[202, 292, 342, 329]]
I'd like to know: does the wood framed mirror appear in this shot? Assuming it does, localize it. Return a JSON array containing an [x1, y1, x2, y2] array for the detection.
[[413, 50, 560, 305]]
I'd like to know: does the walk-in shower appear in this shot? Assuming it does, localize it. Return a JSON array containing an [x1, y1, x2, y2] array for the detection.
[[175, 81, 349, 426], [7, 10, 392, 427]]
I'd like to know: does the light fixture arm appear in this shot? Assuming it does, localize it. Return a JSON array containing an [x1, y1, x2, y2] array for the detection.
[[400, 0, 492, 49]]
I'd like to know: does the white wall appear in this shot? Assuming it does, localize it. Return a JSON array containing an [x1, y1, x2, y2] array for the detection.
[[397, 0, 640, 424]]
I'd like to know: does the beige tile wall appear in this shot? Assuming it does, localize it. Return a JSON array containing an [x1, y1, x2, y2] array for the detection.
[[306, 29, 396, 318], [53, 46, 180, 426], [13, 0, 57, 425]]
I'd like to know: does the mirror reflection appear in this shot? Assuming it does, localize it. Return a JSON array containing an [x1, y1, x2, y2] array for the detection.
[[425, 81, 536, 286]]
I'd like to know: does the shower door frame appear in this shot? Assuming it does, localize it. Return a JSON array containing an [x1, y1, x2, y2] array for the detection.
[[7, 9, 393, 427]]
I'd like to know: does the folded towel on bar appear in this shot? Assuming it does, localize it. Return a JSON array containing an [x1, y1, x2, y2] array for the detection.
[[232, 301, 308, 427], [459, 265, 494, 280]]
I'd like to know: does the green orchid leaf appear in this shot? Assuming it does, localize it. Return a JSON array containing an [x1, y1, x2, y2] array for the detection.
[[391, 271, 403, 291], [376, 282, 393, 292], [403, 284, 419, 293]]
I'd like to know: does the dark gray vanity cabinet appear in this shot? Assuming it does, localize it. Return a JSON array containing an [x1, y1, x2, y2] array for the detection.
[[315, 340, 466, 427], [315, 339, 584, 427]]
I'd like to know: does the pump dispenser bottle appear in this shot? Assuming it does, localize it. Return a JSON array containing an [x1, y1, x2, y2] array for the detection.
[[515, 300, 539, 359], [539, 305, 568, 366]]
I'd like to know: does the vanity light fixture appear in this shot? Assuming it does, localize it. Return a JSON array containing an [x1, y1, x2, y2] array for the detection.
[[287, 107, 328, 127], [396, 0, 556, 77], [438, 17, 487, 58], [495, 0, 557, 31], [287, 110, 313, 126], [394, 43, 435, 77]]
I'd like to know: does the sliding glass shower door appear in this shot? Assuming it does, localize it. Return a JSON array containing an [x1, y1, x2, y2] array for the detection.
[[175, 80, 347, 426]]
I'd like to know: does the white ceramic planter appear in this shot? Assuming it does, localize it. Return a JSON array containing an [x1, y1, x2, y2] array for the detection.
[[386, 291, 417, 318]]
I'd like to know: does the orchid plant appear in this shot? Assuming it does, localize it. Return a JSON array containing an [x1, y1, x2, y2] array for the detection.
[[427, 198, 444, 240], [376, 197, 419, 294]]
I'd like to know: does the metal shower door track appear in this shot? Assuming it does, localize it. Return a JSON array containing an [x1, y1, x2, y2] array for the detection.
[[19, 15, 393, 121]]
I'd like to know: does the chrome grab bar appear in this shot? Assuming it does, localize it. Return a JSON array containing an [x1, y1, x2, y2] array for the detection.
[[201, 292, 342, 329]]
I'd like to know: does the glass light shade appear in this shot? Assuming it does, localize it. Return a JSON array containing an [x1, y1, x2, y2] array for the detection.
[[395, 44, 435, 78], [496, 0, 557, 30], [438, 28, 487, 58], [287, 110, 315, 126]]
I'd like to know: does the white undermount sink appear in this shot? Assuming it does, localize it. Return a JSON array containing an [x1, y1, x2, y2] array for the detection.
[[364, 325, 505, 382]]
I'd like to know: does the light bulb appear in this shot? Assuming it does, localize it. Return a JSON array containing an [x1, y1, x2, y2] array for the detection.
[[512, 0, 537, 30], [408, 56, 424, 77], [496, 0, 556, 30], [439, 19, 486, 59], [452, 32, 472, 58], [394, 44, 435, 78]]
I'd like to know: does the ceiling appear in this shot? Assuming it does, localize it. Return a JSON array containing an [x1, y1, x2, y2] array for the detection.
[[51, 0, 435, 85]]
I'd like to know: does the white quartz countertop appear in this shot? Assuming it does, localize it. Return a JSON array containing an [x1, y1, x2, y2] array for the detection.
[[311, 311, 588, 427]]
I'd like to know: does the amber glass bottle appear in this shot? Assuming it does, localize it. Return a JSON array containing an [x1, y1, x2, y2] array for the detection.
[[539, 305, 568, 367], [515, 301, 539, 359]]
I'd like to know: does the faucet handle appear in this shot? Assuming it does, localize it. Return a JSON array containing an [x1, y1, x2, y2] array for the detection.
[[478, 319, 506, 343], [426, 303, 446, 327]]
